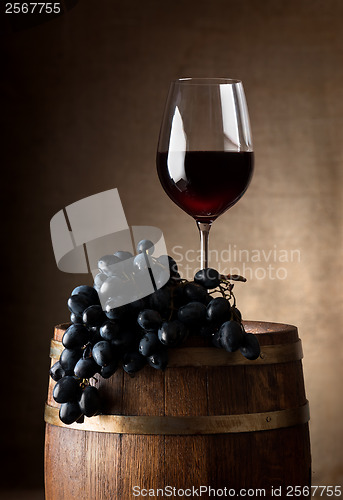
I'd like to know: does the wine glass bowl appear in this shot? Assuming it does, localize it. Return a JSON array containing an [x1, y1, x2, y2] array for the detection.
[[156, 78, 253, 269]]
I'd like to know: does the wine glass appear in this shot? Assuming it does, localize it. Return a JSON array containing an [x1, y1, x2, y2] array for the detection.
[[156, 78, 253, 270]]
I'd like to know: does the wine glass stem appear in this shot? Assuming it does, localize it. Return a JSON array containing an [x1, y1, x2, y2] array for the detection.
[[196, 222, 212, 270]]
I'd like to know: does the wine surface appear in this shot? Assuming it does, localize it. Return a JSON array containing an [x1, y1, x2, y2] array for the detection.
[[156, 151, 254, 222]]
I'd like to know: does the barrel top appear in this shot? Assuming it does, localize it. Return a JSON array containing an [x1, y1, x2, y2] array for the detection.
[[244, 320, 297, 334], [244, 321, 298, 345], [53, 320, 298, 345]]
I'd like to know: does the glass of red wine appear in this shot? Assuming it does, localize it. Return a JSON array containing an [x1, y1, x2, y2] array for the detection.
[[156, 78, 253, 271]]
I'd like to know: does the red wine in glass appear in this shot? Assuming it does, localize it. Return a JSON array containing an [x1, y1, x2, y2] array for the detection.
[[157, 78, 254, 269], [157, 150, 254, 224]]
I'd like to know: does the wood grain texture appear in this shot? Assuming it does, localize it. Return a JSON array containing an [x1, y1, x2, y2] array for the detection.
[[164, 366, 209, 489], [45, 321, 311, 499], [120, 357, 165, 495]]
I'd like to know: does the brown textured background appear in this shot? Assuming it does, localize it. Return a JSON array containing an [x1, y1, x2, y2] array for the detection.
[[1, 0, 342, 494]]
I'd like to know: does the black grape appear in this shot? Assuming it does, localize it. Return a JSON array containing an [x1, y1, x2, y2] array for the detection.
[[139, 332, 161, 357], [172, 282, 185, 308], [177, 301, 207, 327], [110, 328, 137, 352], [231, 306, 242, 322], [133, 253, 149, 272], [100, 359, 119, 379], [49, 361, 65, 382], [60, 348, 82, 373], [183, 282, 209, 304], [212, 330, 222, 348], [158, 255, 178, 276], [194, 268, 220, 289], [137, 239, 154, 255], [105, 300, 128, 320], [137, 309, 162, 332], [70, 312, 83, 324], [100, 321, 120, 341], [99, 276, 124, 302], [129, 298, 148, 315], [153, 265, 171, 290], [74, 358, 98, 379], [114, 250, 133, 261], [206, 297, 231, 326], [71, 285, 99, 304], [147, 348, 168, 370], [158, 320, 188, 347], [240, 333, 261, 360], [149, 287, 171, 316], [62, 324, 90, 349], [89, 328, 102, 345], [53, 376, 81, 403], [97, 254, 121, 276], [219, 321, 244, 352], [83, 305, 106, 329], [79, 386, 101, 417], [123, 352, 146, 374], [92, 341, 114, 367], [59, 401, 83, 425], [67, 294, 94, 316], [93, 272, 107, 290]]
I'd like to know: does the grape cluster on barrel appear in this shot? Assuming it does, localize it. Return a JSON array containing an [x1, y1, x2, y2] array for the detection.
[[50, 240, 260, 425]]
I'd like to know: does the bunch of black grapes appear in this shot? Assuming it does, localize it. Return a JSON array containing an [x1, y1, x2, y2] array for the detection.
[[49, 240, 260, 425]]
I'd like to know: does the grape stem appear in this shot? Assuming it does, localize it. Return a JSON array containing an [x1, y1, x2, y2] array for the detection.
[[81, 379, 89, 389], [220, 274, 247, 282]]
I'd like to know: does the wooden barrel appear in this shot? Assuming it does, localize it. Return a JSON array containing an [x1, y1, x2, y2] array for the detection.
[[45, 321, 311, 499]]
